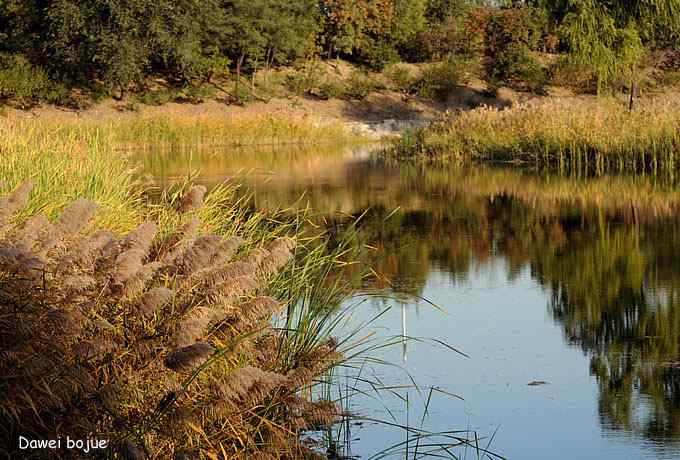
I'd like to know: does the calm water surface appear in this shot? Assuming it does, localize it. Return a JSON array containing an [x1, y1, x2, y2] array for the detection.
[[139, 144, 680, 459]]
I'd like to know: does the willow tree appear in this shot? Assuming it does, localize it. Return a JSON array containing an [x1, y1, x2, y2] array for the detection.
[[532, 0, 680, 108]]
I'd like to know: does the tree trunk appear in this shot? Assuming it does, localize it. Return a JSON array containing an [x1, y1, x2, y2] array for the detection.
[[628, 65, 636, 111], [236, 53, 245, 98]]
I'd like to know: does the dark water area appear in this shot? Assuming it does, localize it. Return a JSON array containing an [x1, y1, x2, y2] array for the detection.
[[138, 144, 680, 459]]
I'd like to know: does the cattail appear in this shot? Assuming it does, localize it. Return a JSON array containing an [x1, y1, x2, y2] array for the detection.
[[0, 246, 45, 276], [9, 215, 50, 250], [57, 230, 113, 271], [75, 335, 121, 361], [38, 199, 99, 252], [184, 261, 256, 289], [121, 222, 157, 253], [257, 247, 293, 278], [0, 180, 33, 235], [242, 248, 270, 267], [302, 399, 339, 428], [177, 234, 222, 274], [209, 236, 244, 266], [202, 276, 258, 305], [133, 287, 174, 319], [111, 248, 147, 285], [168, 307, 219, 348], [165, 342, 214, 372], [120, 261, 162, 298], [210, 365, 287, 404], [266, 237, 296, 253], [232, 297, 282, 332], [156, 219, 200, 263], [178, 185, 207, 213], [60, 275, 97, 293]]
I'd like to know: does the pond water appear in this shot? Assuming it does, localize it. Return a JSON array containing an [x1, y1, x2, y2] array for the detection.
[[138, 144, 680, 460]]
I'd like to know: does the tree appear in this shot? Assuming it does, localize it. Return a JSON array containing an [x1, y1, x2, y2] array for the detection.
[[535, 0, 680, 108], [219, 0, 317, 88]]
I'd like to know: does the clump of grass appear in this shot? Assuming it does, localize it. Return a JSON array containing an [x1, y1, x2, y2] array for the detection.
[[391, 95, 680, 173], [0, 117, 144, 232], [0, 181, 346, 459]]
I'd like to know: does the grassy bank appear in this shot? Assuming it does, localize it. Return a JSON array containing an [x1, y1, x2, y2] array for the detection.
[[392, 95, 680, 173], [0, 115, 361, 458]]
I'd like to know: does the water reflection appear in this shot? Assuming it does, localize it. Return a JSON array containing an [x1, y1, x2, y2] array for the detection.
[[139, 145, 680, 459]]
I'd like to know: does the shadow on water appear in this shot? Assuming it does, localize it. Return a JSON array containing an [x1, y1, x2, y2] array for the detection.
[[138, 144, 680, 459]]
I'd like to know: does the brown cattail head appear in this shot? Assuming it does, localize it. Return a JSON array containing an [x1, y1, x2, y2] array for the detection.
[[178, 185, 207, 213], [155, 218, 201, 263], [133, 287, 175, 319], [165, 342, 214, 372], [168, 307, 220, 348], [38, 199, 99, 252], [0, 180, 33, 233], [210, 365, 288, 404]]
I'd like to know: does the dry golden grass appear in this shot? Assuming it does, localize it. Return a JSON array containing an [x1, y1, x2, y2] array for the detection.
[[395, 94, 680, 172]]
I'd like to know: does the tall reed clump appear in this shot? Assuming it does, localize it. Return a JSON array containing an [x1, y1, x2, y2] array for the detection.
[[0, 182, 345, 459], [392, 95, 680, 173]]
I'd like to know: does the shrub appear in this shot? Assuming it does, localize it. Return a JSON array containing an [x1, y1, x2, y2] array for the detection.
[[315, 81, 346, 100], [483, 7, 548, 92], [0, 54, 57, 106], [383, 63, 417, 95], [285, 61, 326, 95], [233, 83, 255, 105], [412, 55, 478, 100], [344, 70, 385, 100], [357, 41, 401, 71], [549, 57, 597, 94], [136, 88, 176, 106]]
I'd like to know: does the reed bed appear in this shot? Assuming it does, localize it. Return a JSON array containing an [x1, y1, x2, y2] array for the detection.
[[0, 114, 365, 459], [393, 95, 680, 173], [4, 111, 361, 153], [0, 181, 349, 459]]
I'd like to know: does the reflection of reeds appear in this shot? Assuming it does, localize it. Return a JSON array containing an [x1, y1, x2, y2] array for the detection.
[[0, 182, 344, 458], [394, 95, 680, 173]]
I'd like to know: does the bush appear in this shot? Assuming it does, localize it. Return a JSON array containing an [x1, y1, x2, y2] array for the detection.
[[315, 82, 346, 100], [344, 70, 385, 100], [357, 41, 401, 71], [0, 54, 62, 106], [412, 55, 478, 100], [549, 58, 597, 94], [285, 61, 326, 95], [483, 7, 548, 92], [136, 88, 176, 106], [384, 63, 417, 95]]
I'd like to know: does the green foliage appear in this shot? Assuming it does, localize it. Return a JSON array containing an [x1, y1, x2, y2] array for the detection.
[[383, 63, 417, 94], [484, 7, 548, 90], [221, 0, 318, 74], [285, 62, 327, 95], [344, 70, 385, 100], [536, 0, 680, 93], [316, 81, 346, 100], [0, 54, 68, 106], [411, 55, 474, 100]]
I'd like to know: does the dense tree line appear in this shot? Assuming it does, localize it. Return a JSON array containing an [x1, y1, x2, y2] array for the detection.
[[0, 0, 679, 102]]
